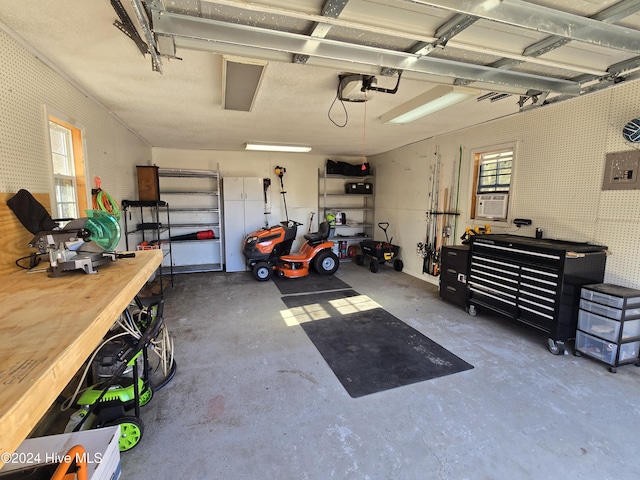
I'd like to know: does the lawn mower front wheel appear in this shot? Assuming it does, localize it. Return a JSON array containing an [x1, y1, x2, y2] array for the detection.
[[252, 262, 273, 281]]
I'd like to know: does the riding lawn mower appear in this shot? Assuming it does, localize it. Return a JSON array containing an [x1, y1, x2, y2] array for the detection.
[[242, 166, 339, 281]]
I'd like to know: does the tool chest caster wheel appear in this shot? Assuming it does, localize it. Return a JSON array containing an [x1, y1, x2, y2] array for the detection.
[[547, 338, 565, 355]]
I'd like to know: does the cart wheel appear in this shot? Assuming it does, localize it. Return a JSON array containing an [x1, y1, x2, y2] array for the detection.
[[139, 384, 153, 407], [369, 259, 379, 273], [108, 416, 144, 452], [574, 350, 582, 357], [393, 259, 404, 272], [467, 305, 477, 316], [609, 366, 617, 373], [314, 250, 339, 275], [252, 262, 272, 281], [355, 255, 364, 266]]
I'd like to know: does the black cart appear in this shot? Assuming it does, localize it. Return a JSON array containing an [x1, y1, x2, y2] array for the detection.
[[356, 222, 403, 273]]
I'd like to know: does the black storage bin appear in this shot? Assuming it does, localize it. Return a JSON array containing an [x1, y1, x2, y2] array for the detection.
[[345, 182, 373, 194]]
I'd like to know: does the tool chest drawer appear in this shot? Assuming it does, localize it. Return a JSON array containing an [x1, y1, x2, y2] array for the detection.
[[441, 245, 469, 269], [440, 282, 467, 307]]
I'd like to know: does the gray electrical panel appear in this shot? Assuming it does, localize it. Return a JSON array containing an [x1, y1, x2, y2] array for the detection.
[[603, 151, 639, 190]]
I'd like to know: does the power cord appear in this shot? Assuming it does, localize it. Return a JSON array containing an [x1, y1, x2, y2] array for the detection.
[[92, 188, 121, 220], [15, 252, 47, 270], [328, 82, 349, 127]]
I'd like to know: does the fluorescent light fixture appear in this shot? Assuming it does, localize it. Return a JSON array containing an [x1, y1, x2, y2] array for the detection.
[[245, 143, 312, 153], [381, 85, 479, 124]]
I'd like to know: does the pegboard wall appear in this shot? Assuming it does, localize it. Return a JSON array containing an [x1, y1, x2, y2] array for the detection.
[[372, 79, 640, 288], [0, 28, 151, 249]]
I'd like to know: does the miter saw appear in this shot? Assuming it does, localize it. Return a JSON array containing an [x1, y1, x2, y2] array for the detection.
[[28, 210, 133, 277]]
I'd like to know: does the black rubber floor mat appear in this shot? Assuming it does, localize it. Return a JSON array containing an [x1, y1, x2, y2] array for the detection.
[[281, 291, 474, 398], [273, 272, 351, 295]]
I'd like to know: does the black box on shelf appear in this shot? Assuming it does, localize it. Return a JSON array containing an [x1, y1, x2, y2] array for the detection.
[[345, 182, 373, 194]]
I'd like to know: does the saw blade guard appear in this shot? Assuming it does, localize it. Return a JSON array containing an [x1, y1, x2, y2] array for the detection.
[[84, 209, 121, 252]]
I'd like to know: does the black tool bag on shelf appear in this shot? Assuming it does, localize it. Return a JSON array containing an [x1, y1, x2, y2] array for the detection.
[[326, 159, 371, 176], [345, 182, 373, 194]]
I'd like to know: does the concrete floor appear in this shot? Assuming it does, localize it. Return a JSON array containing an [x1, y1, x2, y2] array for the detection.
[[123, 262, 640, 480]]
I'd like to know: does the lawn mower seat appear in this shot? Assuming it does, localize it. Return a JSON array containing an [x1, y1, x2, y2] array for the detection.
[[304, 221, 330, 245]]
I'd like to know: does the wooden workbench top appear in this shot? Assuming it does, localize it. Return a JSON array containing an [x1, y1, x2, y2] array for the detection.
[[0, 249, 162, 466]]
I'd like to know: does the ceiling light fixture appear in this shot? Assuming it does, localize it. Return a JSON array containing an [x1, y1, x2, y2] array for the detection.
[[245, 143, 312, 153], [222, 56, 267, 112], [381, 85, 479, 124]]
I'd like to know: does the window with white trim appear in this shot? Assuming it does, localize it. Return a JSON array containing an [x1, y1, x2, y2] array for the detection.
[[48, 116, 88, 219], [477, 149, 513, 193], [49, 120, 78, 219], [472, 146, 514, 221]]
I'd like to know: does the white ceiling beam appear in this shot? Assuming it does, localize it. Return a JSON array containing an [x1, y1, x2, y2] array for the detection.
[[457, 0, 640, 86], [406, 0, 640, 54], [410, 13, 478, 55], [198, 0, 611, 75], [593, 0, 640, 24], [152, 9, 581, 94], [293, 0, 350, 64]]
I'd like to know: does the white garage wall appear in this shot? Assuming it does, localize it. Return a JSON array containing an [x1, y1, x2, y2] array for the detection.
[[0, 28, 151, 251], [151, 148, 363, 250], [370, 79, 640, 289]]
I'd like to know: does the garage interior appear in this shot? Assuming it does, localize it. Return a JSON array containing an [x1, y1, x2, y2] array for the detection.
[[2, 0, 640, 479]]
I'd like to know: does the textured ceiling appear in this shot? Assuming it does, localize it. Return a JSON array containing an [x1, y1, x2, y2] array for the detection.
[[1, 0, 640, 156]]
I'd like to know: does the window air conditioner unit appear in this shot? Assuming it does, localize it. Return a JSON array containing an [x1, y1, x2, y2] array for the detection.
[[476, 193, 509, 220]]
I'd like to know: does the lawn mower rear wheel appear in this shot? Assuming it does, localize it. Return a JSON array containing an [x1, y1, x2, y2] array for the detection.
[[314, 250, 339, 275]]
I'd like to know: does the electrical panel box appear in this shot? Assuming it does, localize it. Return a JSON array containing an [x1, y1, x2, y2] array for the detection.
[[602, 151, 639, 190]]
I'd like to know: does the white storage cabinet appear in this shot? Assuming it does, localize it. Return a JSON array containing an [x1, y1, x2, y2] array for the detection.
[[223, 177, 265, 272]]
